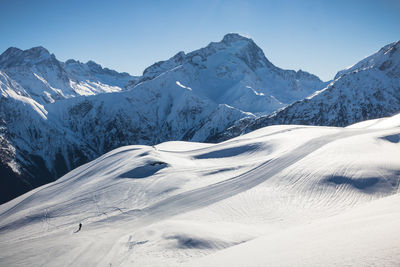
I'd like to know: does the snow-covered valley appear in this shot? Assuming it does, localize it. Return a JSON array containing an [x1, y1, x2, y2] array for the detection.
[[1, 115, 399, 266]]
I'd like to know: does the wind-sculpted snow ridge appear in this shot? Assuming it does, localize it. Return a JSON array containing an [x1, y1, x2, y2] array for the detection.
[[219, 40, 400, 140], [0, 115, 399, 266], [0, 34, 327, 204]]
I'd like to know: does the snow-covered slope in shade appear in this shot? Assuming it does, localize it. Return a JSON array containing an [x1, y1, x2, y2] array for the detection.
[[45, 82, 249, 153], [0, 104, 97, 205], [219, 40, 400, 139], [132, 33, 327, 115], [0, 46, 137, 203], [0, 69, 98, 204], [0, 46, 137, 104], [0, 115, 399, 266]]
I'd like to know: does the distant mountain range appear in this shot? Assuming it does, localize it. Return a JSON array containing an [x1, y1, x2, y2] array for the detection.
[[1, 34, 399, 204], [0, 46, 137, 104], [219, 40, 400, 140]]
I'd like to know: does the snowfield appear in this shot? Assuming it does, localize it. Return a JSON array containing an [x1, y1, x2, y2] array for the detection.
[[0, 115, 399, 266]]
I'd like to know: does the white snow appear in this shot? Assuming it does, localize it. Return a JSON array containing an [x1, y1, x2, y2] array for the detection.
[[236, 39, 400, 132], [0, 35, 328, 190], [176, 81, 192, 91], [189, 193, 400, 267], [347, 113, 400, 129], [137, 33, 327, 115], [335, 40, 400, 79], [0, 47, 138, 105], [0, 115, 399, 266], [0, 71, 48, 119]]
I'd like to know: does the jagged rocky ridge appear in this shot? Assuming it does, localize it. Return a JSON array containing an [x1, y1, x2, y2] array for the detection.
[[0, 34, 327, 203], [219, 40, 400, 141]]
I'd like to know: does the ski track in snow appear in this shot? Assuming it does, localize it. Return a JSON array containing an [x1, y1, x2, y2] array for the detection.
[[140, 130, 359, 222], [0, 121, 399, 266], [89, 128, 381, 266]]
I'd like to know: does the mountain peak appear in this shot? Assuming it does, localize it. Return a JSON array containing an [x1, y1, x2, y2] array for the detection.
[[211, 33, 274, 71], [172, 51, 185, 61], [86, 60, 103, 71], [221, 33, 253, 44], [0, 47, 23, 66], [24, 46, 52, 62], [1, 47, 22, 56], [335, 40, 400, 79], [140, 33, 321, 88], [0, 46, 54, 68], [379, 40, 400, 55], [26, 46, 51, 55]]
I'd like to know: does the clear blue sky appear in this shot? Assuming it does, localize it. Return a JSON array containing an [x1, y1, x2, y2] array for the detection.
[[1, 0, 399, 81]]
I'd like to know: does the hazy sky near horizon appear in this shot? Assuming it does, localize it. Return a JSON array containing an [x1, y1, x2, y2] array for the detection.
[[1, 0, 399, 81]]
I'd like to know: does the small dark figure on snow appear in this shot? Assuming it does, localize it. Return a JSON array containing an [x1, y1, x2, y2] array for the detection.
[[78, 223, 82, 231]]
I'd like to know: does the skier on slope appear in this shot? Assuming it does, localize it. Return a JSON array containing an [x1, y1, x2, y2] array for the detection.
[[78, 223, 82, 231]]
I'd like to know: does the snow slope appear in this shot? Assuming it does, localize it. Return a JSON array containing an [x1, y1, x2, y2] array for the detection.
[[189, 193, 400, 267], [220, 40, 400, 140], [0, 115, 399, 266]]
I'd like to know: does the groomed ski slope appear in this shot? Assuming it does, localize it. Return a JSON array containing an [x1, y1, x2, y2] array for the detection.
[[0, 115, 399, 266]]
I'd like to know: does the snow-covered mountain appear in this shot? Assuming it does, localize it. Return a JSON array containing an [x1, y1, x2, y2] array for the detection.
[[0, 47, 138, 204], [220, 40, 400, 139], [0, 34, 327, 204], [0, 64, 251, 204], [0, 69, 98, 203], [0, 46, 137, 104], [134, 33, 327, 115], [1, 115, 399, 266]]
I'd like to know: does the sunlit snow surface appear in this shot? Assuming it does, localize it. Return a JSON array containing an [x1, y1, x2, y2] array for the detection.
[[0, 116, 399, 266]]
